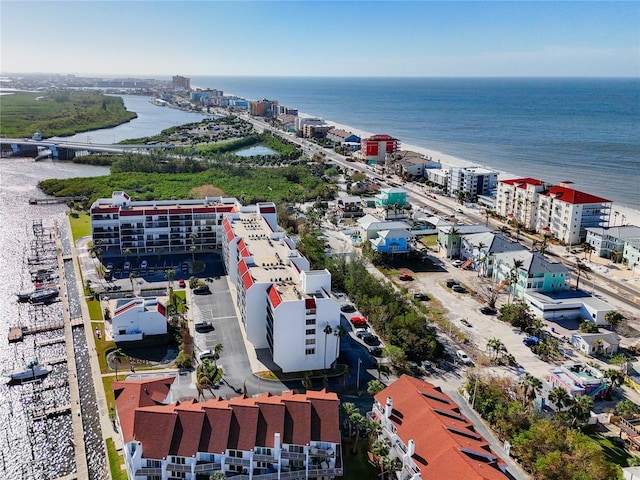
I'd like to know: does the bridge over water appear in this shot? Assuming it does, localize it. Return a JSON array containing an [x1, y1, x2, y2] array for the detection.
[[0, 137, 172, 160]]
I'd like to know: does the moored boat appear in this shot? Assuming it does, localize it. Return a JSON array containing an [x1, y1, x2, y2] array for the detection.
[[8, 360, 52, 384], [29, 288, 59, 304]]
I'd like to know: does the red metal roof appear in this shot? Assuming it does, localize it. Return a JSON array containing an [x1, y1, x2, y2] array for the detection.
[[238, 259, 249, 277], [374, 375, 509, 480], [305, 298, 316, 309], [542, 185, 610, 205], [91, 207, 120, 214], [119, 210, 140, 216], [144, 209, 168, 215], [267, 285, 282, 309], [241, 271, 254, 291], [259, 205, 276, 214], [499, 177, 545, 188], [113, 380, 339, 459]]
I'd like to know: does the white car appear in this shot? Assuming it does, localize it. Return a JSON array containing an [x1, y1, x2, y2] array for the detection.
[[452, 259, 464, 267], [140, 260, 148, 270], [456, 349, 473, 365], [123, 261, 131, 271], [199, 350, 215, 360]]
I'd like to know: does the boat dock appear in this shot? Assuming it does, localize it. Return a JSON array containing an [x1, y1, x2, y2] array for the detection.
[[28, 196, 85, 205]]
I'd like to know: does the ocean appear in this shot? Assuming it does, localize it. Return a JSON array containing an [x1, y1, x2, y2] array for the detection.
[[191, 76, 640, 211]]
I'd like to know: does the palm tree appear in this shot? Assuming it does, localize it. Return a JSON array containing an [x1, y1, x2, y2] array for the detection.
[[519, 373, 542, 409], [548, 386, 572, 411], [341, 402, 358, 437], [112, 347, 126, 381], [350, 412, 366, 453], [367, 379, 385, 396], [323, 324, 333, 372], [604, 310, 624, 330], [568, 394, 594, 427], [209, 471, 227, 480], [302, 371, 313, 390], [189, 232, 199, 264], [582, 242, 595, 260], [508, 259, 524, 304], [604, 368, 625, 398], [333, 325, 347, 363], [375, 362, 391, 381], [380, 455, 402, 480], [574, 259, 590, 290], [486, 337, 507, 363], [129, 272, 136, 293], [165, 268, 176, 290], [213, 343, 223, 368]]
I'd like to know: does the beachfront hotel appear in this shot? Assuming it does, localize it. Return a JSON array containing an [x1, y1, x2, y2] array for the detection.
[[496, 179, 611, 245], [222, 210, 341, 373], [368, 375, 510, 480], [113, 377, 342, 480]]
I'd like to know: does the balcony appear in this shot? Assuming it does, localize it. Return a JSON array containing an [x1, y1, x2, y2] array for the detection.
[[194, 461, 222, 472], [134, 467, 163, 475], [225, 456, 251, 466], [281, 450, 306, 460], [166, 462, 191, 473]]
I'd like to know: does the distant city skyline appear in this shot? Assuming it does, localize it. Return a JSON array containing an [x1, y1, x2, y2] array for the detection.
[[1, 1, 639, 78]]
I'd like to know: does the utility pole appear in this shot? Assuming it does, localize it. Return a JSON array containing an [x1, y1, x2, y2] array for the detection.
[[356, 358, 362, 392]]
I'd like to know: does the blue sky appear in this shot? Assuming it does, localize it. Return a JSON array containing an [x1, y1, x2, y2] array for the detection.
[[1, 1, 638, 77]]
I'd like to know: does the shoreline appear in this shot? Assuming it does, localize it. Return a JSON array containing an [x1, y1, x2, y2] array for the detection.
[[309, 114, 640, 228]]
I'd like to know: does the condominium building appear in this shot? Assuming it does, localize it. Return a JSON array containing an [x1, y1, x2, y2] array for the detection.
[[222, 211, 341, 373], [585, 225, 640, 260], [495, 177, 548, 230], [448, 166, 498, 200], [172, 75, 190, 91], [360, 134, 400, 164], [368, 375, 510, 480], [90, 191, 242, 255], [249, 99, 279, 117], [113, 377, 342, 480], [496, 178, 611, 244]]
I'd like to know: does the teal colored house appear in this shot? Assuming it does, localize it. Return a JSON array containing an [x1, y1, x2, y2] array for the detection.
[[375, 187, 408, 208], [492, 250, 568, 298]]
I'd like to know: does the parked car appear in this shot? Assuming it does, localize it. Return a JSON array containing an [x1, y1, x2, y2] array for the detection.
[[350, 316, 367, 327], [199, 350, 217, 361], [340, 304, 356, 313], [413, 293, 429, 301], [123, 261, 131, 271], [103, 269, 113, 281], [193, 284, 211, 295], [451, 259, 464, 267], [178, 278, 186, 288], [106, 263, 114, 271], [195, 321, 214, 332], [456, 350, 473, 365], [452, 285, 467, 293], [480, 306, 497, 315], [140, 260, 148, 270], [446, 279, 459, 288], [355, 328, 369, 338], [523, 336, 540, 347], [368, 346, 383, 357], [421, 360, 436, 373], [362, 334, 381, 346], [398, 273, 414, 281]]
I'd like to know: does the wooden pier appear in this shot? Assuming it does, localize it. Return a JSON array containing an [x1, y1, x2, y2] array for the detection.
[[7, 322, 65, 342], [36, 336, 66, 347], [28, 196, 85, 205]]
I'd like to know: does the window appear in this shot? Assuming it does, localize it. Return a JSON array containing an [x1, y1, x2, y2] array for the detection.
[[306, 319, 316, 325], [305, 339, 316, 345], [305, 348, 315, 355], [306, 328, 315, 335]]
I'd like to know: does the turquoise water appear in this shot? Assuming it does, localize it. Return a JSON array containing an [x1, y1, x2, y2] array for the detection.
[[191, 76, 640, 210]]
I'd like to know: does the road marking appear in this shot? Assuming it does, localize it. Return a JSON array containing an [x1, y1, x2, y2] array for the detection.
[[210, 315, 237, 321]]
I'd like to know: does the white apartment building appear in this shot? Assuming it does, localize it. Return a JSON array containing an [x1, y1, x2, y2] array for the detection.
[[90, 191, 242, 255], [222, 212, 341, 373], [448, 166, 498, 199], [496, 179, 611, 245], [113, 377, 342, 480], [425, 168, 450, 190]]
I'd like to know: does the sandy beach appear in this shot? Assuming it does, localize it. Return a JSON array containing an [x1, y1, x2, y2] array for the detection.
[[319, 116, 640, 228]]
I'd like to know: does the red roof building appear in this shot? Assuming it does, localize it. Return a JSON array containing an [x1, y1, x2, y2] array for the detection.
[[370, 375, 510, 480], [113, 378, 342, 479], [361, 134, 400, 163]]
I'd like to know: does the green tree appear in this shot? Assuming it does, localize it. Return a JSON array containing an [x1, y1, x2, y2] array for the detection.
[[499, 301, 535, 331], [165, 268, 176, 290], [129, 272, 136, 293], [367, 379, 386, 396], [487, 337, 507, 363], [508, 259, 524, 304], [333, 324, 347, 362], [616, 399, 640, 418], [568, 394, 594, 427], [112, 347, 126, 381], [519, 373, 543, 409], [604, 310, 624, 330], [350, 412, 366, 453], [380, 455, 402, 480], [548, 386, 573, 411], [574, 259, 590, 290], [604, 368, 625, 398], [323, 323, 333, 372], [340, 402, 358, 438], [213, 343, 223, 368], [382, 345, 406, 368]]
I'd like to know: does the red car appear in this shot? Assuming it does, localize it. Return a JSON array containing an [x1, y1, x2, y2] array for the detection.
[[178, 278, 186, 288], [350, 316, 367, 327], [398, 273, 414, 281]]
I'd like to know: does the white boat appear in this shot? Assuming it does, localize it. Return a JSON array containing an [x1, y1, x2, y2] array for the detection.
[[29, 288, 59, 304], [8, 360, 52, 384]]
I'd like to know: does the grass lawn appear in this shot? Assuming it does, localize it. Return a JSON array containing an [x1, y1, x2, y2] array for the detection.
[[105, 437, 127, 480], [68, 211, 92, 240], [87, 299, 104, 320], [419, 234, 438, 248], [590, 431, 636, 468]]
